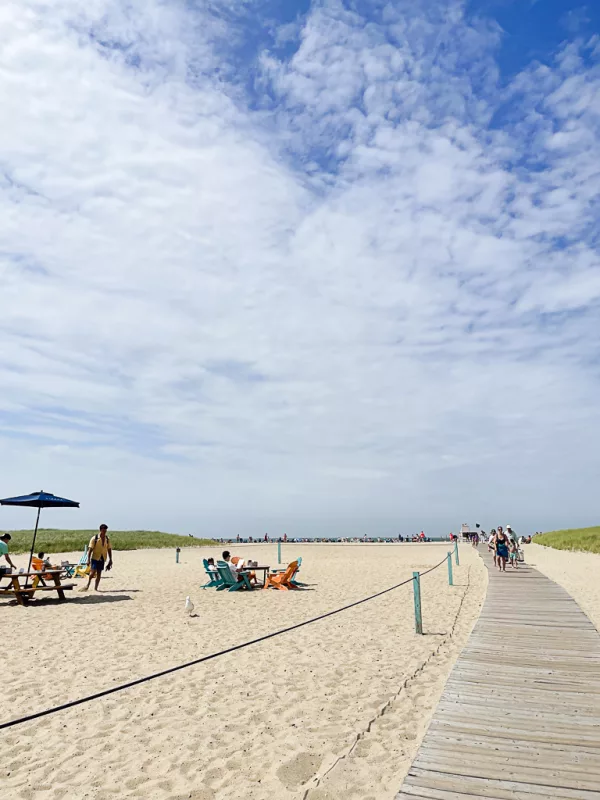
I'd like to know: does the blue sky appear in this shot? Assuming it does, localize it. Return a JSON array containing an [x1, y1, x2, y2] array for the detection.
[[471, 0, 600, 76], [1, 0, 599, 537]]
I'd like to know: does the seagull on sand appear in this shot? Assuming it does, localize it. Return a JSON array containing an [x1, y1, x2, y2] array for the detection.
[[185, 596, 195, 616]]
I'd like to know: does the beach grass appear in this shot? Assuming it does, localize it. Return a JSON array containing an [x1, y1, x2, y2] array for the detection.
[[3, 529, 216, 555], [535, 527, 600, 555]]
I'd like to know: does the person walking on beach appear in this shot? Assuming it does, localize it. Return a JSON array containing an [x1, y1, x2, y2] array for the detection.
[[495, 527, 509, 572], [82, 524, 113, 591]]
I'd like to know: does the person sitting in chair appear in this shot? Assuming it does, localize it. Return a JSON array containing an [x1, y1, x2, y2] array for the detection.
[[222, 550, 242, 573], [31, 552, 57, 585], [222, 551, 257, 585], [36, 552, 55, 569]]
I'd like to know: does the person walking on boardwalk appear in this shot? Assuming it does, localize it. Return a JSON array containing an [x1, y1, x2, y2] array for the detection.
[[82, 524, 113, 591], [495, 526, 509, 572], [488, 529, 497, 567], [509, 539, 519, 570]]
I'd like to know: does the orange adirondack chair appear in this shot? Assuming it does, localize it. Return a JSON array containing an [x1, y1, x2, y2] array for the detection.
[[263, 560, 299, 591]]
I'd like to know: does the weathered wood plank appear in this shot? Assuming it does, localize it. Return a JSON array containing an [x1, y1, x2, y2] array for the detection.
[[419, 740, 600, 771], [395, 553, 600, 799], [413, 753, 600, 790], [404, 767, 600, 799], [424, 731, 600, 758]]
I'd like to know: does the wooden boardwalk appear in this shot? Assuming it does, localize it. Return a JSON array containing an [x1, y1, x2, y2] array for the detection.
[[397, 552, 600, 799]]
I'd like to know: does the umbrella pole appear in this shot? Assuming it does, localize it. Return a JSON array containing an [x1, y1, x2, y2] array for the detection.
[[26, 506, 42, 586]]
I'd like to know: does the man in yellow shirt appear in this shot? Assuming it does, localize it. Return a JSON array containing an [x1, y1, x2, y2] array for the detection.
[[82, 524, 113, 591]]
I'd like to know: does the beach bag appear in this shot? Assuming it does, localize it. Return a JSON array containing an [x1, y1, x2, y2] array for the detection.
[[517, 548, 524, 562]]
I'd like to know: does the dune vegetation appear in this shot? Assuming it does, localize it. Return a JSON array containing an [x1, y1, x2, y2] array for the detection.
[[3, 529, 216, 555], [535, 527, 600, 555]]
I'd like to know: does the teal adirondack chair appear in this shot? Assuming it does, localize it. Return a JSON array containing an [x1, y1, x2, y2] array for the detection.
[[290, 556, 305, 587], [216, 561, 253, 591], [200, 559, 223, 589]]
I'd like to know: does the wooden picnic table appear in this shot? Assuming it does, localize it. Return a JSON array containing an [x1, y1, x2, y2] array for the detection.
[[0, 570, 76, 605]]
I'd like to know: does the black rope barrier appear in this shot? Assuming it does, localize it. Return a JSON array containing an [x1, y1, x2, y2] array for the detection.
[[0, 555, 451, 731], [419, 556, 450, 576]]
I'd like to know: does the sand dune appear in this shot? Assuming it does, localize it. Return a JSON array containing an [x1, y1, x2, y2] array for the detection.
[[2, 543, 486, 800]]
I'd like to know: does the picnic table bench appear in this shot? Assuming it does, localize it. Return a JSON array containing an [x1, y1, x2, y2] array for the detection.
[[0, 570, 76, 605]]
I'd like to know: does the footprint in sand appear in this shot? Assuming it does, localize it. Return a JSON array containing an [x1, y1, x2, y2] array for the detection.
[[308, 790, 375, 800], [168, 789, 215, 800], [352, 738, 373, 758], [277, 751, 322, 788]]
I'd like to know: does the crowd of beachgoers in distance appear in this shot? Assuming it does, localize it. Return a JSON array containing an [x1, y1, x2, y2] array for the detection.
[[196, 528, 543, 547], [211, 531, 437, 545]]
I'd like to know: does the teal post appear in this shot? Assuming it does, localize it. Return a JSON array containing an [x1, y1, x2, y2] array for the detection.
[[454, 539, 460, 566], [447, 552, 453, 586], [278, 540, 281, 565], [412, 571, 423, 634]]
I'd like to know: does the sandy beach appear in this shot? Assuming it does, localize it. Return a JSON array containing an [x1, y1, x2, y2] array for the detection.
[[2, 543, 486, 800], [527, 542, 600, 632]]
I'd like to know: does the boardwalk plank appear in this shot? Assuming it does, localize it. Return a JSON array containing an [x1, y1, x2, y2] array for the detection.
[[413, 754, 600, 791], [404, 767, 600, 799], [396, 553, 600, 799], [418, 741, 600, 772]]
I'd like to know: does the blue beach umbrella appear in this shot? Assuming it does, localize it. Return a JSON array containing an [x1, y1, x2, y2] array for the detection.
[[0, 490, 79, 578]]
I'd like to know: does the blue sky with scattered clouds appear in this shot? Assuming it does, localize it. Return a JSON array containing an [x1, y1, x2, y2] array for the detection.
[[1, 0, 599, 537]]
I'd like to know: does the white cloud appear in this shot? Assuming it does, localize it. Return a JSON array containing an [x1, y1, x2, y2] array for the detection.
[[1, 0, 600, 536]]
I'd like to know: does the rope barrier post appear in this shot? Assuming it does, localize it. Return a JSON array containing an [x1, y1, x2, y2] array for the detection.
[[278, 540, 281, 565], [454, 539, 460, 566], [447, 552, 453, 586], [412, 571, 423, 634], [176, 547, 180, 564]]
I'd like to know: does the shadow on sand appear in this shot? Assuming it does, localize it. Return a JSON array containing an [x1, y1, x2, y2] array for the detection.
[[1, 593, 134, 607], [69, 593, 134, 605]]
